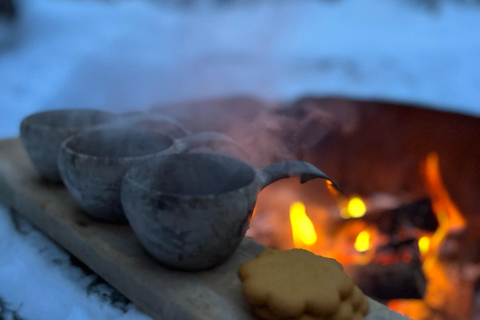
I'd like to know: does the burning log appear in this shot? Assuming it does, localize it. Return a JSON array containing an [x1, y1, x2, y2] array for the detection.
[[348, 197, 439, 236], [347, 260, 426, 301], [348, 238, 427, 301], [372, 238, 421, 265]]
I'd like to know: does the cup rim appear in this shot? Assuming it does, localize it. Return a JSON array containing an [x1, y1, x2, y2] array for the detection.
[[123, 152, 258, 199], [21, 109, 117, 132], [61, 127, 176, 162]]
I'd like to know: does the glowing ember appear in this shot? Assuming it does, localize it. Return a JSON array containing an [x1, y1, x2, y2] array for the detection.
[[354, 230, 371, 253], [290, 202, 317, 248]]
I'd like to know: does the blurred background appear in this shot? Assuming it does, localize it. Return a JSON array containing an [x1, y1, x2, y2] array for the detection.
[[0, 0, 479, 139]]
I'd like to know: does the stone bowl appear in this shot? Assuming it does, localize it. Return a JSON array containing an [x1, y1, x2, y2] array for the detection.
[[58, 127, 176, 222], [121, 153, 339, 271], [58, 126, 239, 222], [121, 153, 257, 271], [109, 112, 190, 139], [20, 109, 117, 182]]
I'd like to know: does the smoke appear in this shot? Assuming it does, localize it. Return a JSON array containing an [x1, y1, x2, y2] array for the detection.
[[23, 96, 361, 170], [151, 95, 361, 167]]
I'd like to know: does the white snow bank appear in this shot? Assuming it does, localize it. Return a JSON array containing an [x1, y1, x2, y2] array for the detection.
[[0, 206, 151, 320]]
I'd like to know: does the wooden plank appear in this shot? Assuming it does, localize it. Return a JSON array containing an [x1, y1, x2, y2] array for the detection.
[[0, 138, 408, 320]]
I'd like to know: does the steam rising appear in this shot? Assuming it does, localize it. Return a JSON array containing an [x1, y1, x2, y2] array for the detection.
[[52, 97, 360, 168], [152, 96, 360, 167]]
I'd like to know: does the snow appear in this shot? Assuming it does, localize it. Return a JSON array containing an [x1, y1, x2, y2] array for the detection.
[[0, 207, 152, 320], [0, 0, 480, 319], [1, 0, 480, 140]]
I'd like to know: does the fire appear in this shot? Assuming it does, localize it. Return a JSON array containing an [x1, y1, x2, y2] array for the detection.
[[424, 152, 466, 233], [341, 196, 367, 219], [250, 150, 470, 320], [388, 152, 469, 319], [348, 197, 367, 218], [290, 202, 317, 248], [354, 230, 371, 252], [326, 180, 340, 196], [418, 236, 430, 256], [422, 152, 466, 271]]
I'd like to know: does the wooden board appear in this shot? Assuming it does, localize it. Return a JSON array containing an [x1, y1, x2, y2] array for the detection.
[[0, 138, 409, 320]]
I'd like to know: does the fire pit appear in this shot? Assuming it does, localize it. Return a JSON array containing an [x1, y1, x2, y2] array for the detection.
[[153, 96, 480, 320]]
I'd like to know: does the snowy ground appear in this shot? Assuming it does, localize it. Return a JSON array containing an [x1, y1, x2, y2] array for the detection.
[[0, 208, 151, 320], [1, 0, 480, 319]]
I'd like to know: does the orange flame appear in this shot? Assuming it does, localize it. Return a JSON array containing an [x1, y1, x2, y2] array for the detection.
[[348, 196, 367, 218], [418, 236, 430, 256], [341, 196, 367, 219], [386, 153, 469, 319], [354, 230, 371, 252], [326, 180, 340, 196], [422, 152, 466, 270], [424, 152, 466, 232], [290, 202, 317, 248]]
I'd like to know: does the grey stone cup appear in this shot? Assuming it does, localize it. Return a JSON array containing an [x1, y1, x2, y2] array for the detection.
[[121, 153, 340, 271], [105, 112, 190, 139], [58, 126, 241, 222], [20, 109, 117, 182]]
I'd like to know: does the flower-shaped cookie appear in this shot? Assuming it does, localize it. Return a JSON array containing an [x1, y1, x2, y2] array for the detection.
[[238, 249, 369, 320]]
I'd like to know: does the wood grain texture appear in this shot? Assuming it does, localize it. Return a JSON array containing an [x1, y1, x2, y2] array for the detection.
[[0, 138, 409, 320]]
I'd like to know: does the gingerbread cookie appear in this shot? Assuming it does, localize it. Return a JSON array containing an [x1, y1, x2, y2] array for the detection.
[[238, 249, 369, 320]]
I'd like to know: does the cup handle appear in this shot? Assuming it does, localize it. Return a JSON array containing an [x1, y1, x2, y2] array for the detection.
[[172, 132, 249, 159], [256, 161, 341, 192]]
